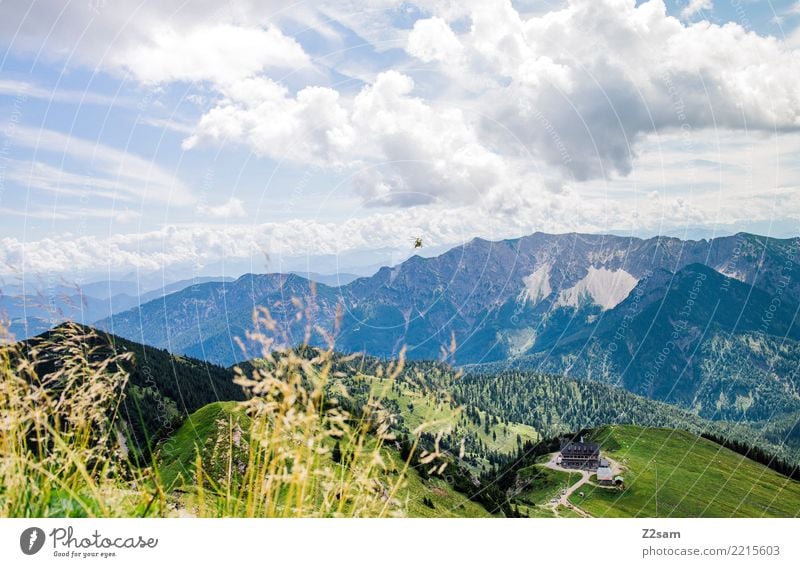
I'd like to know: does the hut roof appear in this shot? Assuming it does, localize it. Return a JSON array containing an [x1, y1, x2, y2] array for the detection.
[[597, 467, 613, 481], [560, 441, 600, 457]]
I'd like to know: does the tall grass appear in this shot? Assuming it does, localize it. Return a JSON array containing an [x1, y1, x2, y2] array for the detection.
[[0, 300, 437, 518], [0, 323, 158, 517], [181, 305, 425, 517]]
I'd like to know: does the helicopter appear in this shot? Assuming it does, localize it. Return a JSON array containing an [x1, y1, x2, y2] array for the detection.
[[413, 237, 423, 249]]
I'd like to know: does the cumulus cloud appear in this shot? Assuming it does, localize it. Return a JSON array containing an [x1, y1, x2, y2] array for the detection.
[[185, 71, 514, 206], [0, 0, 311, 86], [0, 201, 583, 276], [183, 0, 800, 204], [183, 77, 353, 165], [414, 0, 800, 181], [8, 128, 800, 278], [4, 154, 798, 278], [2, 0, 799, 278], [115, 24, 309, 85], [6, 0, 799, 201], [681, 0, 713, 20], [406, 17, 463, 63]]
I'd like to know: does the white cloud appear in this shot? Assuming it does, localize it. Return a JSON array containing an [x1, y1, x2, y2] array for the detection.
[[4, 159, 799, 278], [0, 206, 141, 223], [0, 205, 542, 276], [114, 24, 309, 85], [464, 0, 800, 179], [138, 116, 196, 135], [0, 79, 131, 107], [406, 17, 463, 63], [196, 197, 247, 219], [10, 126, 194, 206], [313, 1, 410, 51], [184, 71, 516, 206], [0, 1, 312, 87], [182, 76, 354, 165], [681, 0, 713, 20], [2, 0, 800, 272], [181, 0, 800, 206], [7, 130, 800, 278]]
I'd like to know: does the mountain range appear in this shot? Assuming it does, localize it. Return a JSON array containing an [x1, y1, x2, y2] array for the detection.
[[0, 276, 235, 341], [94, 231, 800, 422]]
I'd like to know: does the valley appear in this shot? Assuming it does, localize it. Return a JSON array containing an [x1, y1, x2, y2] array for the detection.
[[5, 321, 799, 518], [3, 231, 800, 518], [89, 231, 800, 430]]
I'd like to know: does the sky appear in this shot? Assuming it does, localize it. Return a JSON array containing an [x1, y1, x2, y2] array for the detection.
[[1, 0, 800, 284]]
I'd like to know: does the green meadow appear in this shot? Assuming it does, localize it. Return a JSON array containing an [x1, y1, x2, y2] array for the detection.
[[568, 425, 800, 518]]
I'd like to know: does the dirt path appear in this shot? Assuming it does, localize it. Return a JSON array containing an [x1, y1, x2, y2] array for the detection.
[[541, 453, 592, 518], [538, 452, 627, 517]]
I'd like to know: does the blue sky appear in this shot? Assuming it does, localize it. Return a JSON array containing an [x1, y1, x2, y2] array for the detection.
[[1, 0, 800, 282]]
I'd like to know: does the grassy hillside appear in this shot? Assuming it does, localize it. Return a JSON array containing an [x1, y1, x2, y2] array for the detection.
[[158, 401, 492, 518], [7, 322, 245, 460], [157, 401, 249, 488], [6, 324, 798, 518], [568, 425, 800, 517], [512, 464, 582, 518]]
